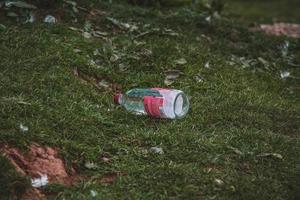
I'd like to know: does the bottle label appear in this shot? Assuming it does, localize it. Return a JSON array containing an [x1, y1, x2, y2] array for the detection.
[[144, 96, 164, 117]]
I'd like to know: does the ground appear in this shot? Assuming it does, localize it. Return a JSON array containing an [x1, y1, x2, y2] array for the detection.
[[0, 0, 300, 199]]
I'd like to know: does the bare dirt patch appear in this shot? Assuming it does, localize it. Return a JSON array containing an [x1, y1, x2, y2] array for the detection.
[[1, 143, 82, 199], [254, 23, 300, 38]]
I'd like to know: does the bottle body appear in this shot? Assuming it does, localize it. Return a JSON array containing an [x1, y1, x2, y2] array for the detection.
[[114, 88, 189, 119]]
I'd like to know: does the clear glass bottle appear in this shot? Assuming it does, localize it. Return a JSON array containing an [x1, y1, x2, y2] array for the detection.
[[114, 88, 189, 119]]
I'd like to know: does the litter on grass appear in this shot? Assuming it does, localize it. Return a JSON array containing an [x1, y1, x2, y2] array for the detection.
[[280, 71, 290, 79], [31, 174, 48, 188], [44, 15, 57, 23], [20, 123, 29, 132], [114, 88, 190, 119], [149, 147, 164, 154]]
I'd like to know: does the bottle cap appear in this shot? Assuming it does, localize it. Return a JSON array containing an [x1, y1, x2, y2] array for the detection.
[[114, 93, 122, 104]]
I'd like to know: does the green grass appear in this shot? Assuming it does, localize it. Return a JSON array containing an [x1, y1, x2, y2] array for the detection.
[[225, 0, 300, 23], [0, 0, 300, 199]]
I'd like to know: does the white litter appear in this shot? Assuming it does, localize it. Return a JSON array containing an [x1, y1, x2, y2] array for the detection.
[[31, 174, 48, 188], [204, 61, 210, 68], [44, 15, 56, 24], [90, 190, 98, 197], [149, 147, 164, 154], [280, 71, 290, 79], [20, 124, 28, 132]]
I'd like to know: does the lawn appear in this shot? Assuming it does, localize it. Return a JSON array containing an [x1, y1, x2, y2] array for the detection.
[[0, 0, 299, 199]]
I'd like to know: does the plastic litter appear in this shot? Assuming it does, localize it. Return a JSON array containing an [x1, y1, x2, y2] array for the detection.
[[44, 15, 56, 23], [90, 190, 98, 197], [114, 88, 189, 119], [280, 71, 290, 79], [31, 174, 48, 188], [20, 123, 28, 132], [149, 147, 164, 154]]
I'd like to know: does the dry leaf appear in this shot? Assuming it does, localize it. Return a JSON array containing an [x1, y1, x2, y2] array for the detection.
[[100, 172, 126, 184], [227, 146, 243, 155], [84, 161, 98, 169], [257, 153, 283, 160], [164, 69, 183, 86], [174, 58, 187, 65], [83, 32, 92, 39], [214, 178, 224, 186]]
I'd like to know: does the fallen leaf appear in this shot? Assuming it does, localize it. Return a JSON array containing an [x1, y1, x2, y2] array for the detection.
[[119, 63, 128, 72], [101, 156, 110, 162], [164, 79, 174, 86], [164, 69, 182, 79], [140, 48, 152, 57], [106, 17, 130, 30], [204, 61, 210, 68], [83, 32, 92, 39], [69, 26, 80, 31], [174, 58, 187, 65], [5, 1, 37, 9], [93, 49, 100, 56], [98, 80, 110, 88], [257, 57, 269, 67], [93, 30, 108, 37], [84, 20, 92, 32], [100, 172, 125, 184], [84, 161, 98, 169], [0, 24, 6, 31], [164, 69, 183, 86], [73, 49, 81, 53], [110, 54, 120, 62], [194, 75, 203, 83], [281, 41, 290, 57], [6, 11, 18, 17], [89, 9, 107, 17], [163, 28, 179, 36], [257, 153, 283, 160], [227, 146, 243, 155]]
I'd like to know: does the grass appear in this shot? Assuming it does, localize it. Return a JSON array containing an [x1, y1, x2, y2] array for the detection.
[[0, 0, 300, 199], [225, 0, 300, 23]]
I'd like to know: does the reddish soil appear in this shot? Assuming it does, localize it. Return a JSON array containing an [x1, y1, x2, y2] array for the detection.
[[258, 23, 300, 38], [1, 143, 81, 200]]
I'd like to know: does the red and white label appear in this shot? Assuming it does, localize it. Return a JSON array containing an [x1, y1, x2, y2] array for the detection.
[[144, 96, 164, 117]]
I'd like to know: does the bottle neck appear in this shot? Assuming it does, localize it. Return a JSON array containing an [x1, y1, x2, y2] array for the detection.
[[114, 93, 123, 105]]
